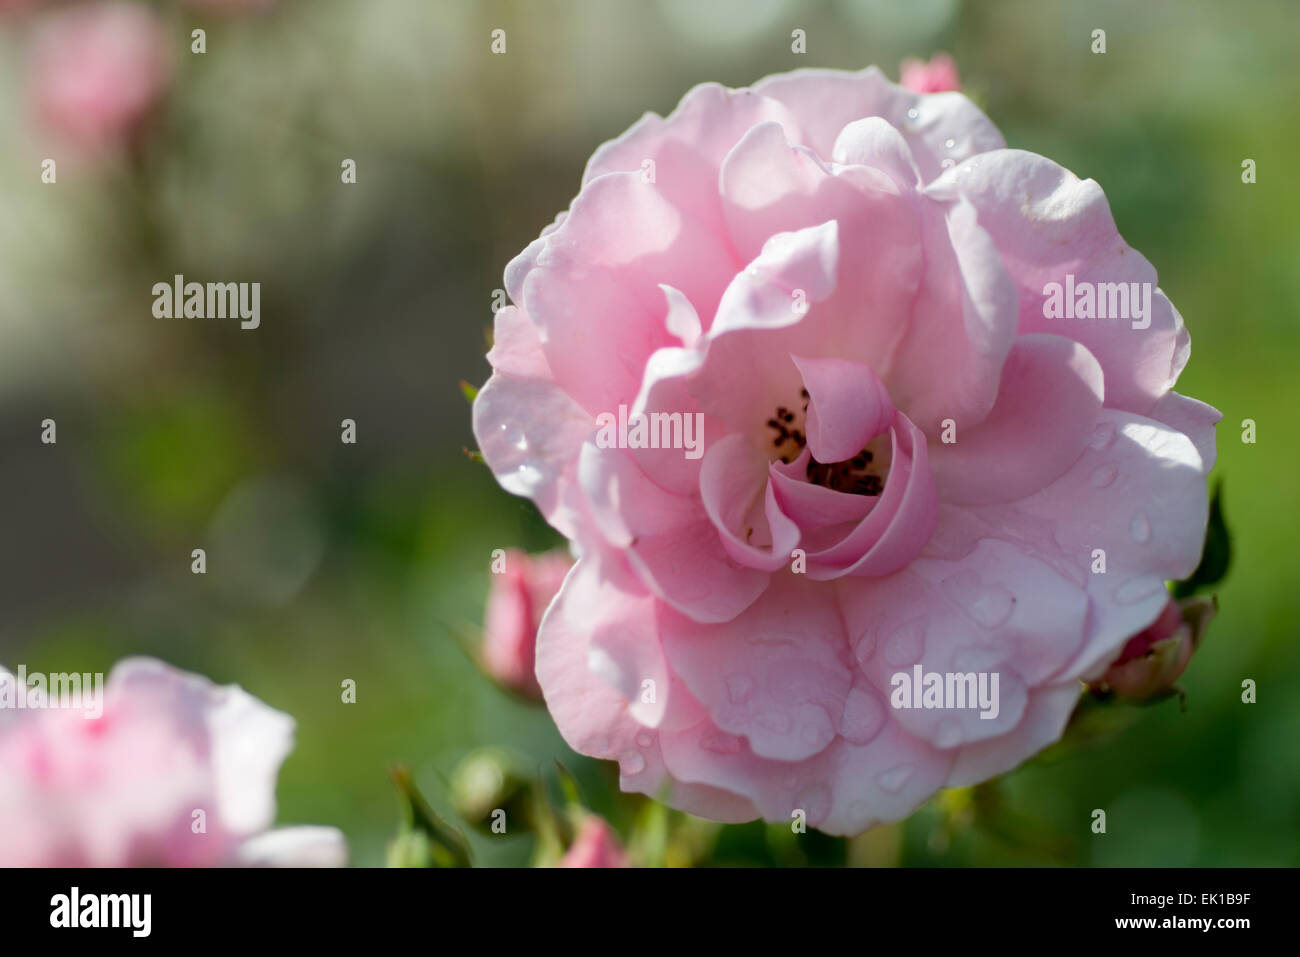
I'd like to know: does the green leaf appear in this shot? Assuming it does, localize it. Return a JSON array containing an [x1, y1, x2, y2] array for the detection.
[[459, 380, 479, 403], [1173, 480, 1231, 598], [388, 765, 474, 867]]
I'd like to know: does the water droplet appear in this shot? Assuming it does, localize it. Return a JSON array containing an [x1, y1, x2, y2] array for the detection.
[[725, 674, 753, 705], [701, 731, 742, 755], [635, 731, 654, 748], [877, 765, 914, 793], [944, 137, 956, 150], [940, 158, 955, 169], [1129, 512, 1152, 544], [935, 718, 963, 748], [1090, 463, 1118, 488], [801, 722, 832, 749], [795, 784, 831, 823], [839, 686, 886, 745], [757, 712, 793, 735], [1088, 421, 1118, 451], [619, 751, 646, 775], [906, 107, 919, 120], [945, 572, 1013, 628], [883, 619, 926, 666], [1114, 575, 1165, 605]]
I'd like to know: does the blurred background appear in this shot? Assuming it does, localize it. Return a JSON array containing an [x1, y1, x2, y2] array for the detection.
[[0, 0, 1296, 866]]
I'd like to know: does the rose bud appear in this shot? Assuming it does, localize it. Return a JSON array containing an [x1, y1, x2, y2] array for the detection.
[[558, 815, 630, 868], [482, 548, 572, 700], [1093, 597, 1215, 703], [449, 747, 533, 833], [900, 52, 962, 93], [27, 2, 173, 152]]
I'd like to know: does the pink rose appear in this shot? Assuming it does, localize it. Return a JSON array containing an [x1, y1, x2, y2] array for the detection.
[[482, 548, 573, 699], [472, 67, 1219, 834], [27, 2, 172, 151], [0, 657, 346, 866], [900, 53, 962, 93], [558, 816, 630, 868]]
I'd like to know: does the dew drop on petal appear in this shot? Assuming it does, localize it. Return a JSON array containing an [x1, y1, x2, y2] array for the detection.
[[1114, 575, 1165, 605], [725, 673, 753, 704], [801, 722, 832, 749], [701, 731, 742, 755], [1090, 464, 1118, 488], [839, 686, 886, 745], [620, 751, 646, 775], [1129, 512, 1152, 544], [877, 765, 914, 793], [1088, 421, 1118, 451], [796, 784, 831, 824], [635, 730, 654, 748], [883, 619, 926, 666], [935, 718, 963, 748]]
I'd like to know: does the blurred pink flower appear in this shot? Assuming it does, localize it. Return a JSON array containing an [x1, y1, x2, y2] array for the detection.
[[472, 66, 1218, 835], [483, 548, 573, 699], [187, 0, 278, 10], [0, 0, 40, 18], [900, 53, 962, 93], [0, 657, 346, 867], [27, 2, 172, 151], [558, 816, 630, 868]]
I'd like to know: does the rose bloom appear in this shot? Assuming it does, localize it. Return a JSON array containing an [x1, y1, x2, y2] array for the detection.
[[482, 548, 573, 699], [27, 2, 172, 151], [900, 53, 962, 93], [472, 67, 1218, 834], [0, 658, 346, 866]]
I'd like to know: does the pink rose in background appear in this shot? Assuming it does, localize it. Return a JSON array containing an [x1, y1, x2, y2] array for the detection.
[[0, 0, 39, 18], [27, 2, 172, 151], [0, 657, 347, 866], [187, 0, 278, 10], [558, 816, 630, 868], [900, 53, 962, 93], [472, 66, 1218, 834], [482, 548, 573, 699]]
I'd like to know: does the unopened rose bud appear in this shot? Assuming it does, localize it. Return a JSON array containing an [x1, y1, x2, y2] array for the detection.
[[1093, 597, 1215, 703], [558, 815, 629, 868], [28, 3, 173, 152], [482, 548, 572, 700], [899, 52, 962, 93], [450, 747, 531, 829]]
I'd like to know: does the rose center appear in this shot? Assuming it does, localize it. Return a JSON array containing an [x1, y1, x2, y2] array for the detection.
[[763, 390, 892, 496]]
